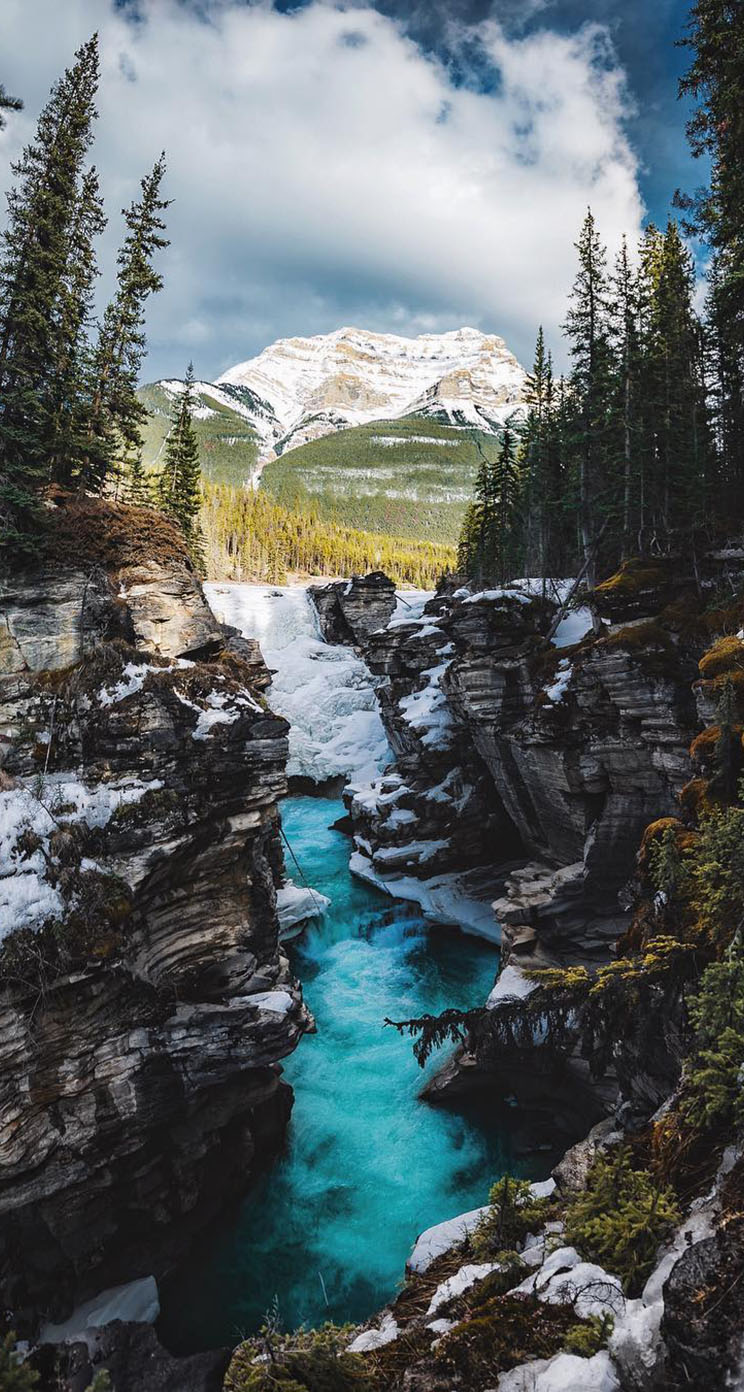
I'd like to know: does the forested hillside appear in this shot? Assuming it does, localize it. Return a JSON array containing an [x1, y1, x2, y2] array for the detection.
[[259, 414, 498, 544], [139, 381, 261, 485], [201, 482, 455, 586]]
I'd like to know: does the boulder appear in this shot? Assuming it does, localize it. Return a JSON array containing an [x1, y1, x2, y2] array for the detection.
[[308, 571, 396, 645]]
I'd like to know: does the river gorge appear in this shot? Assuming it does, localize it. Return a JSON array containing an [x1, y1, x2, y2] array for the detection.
[[155, 584, 519, 1352]]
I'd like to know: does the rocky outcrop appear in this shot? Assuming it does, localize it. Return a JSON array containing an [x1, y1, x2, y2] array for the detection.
[[333, 559, 744, 1138], [30, 1320, 230, 1392], [330, 583, 521, 888], [341, 567, 734, 966], [308, 572, 396, 646], [0, 497, 307, 1333]]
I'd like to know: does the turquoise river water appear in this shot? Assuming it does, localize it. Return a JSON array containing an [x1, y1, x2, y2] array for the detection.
[[158, 795, 525, 1352]]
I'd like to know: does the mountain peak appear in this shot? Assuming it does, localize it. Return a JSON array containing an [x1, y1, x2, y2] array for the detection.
[[215, 324, 528, 460]]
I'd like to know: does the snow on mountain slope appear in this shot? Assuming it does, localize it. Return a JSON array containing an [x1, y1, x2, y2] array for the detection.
[[141, 327, 529, 509], [216, 326, 528, 462], [155, 378, 282, 456]]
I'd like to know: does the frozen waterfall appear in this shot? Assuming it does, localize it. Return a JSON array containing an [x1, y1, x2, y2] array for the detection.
[[204, 583, 390, 784]]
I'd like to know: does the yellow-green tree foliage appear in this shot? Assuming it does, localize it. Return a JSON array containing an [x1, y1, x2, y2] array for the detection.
[[201, 481, 455, 587]]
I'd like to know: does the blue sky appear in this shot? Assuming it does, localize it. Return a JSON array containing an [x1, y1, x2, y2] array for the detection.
[[0, 0, 701, 380]]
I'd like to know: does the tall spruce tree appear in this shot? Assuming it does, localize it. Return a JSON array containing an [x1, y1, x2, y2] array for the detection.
[[125, 450, 152, 508], [678, 0, 744, 513], [563, 209, 615, 583], [522, 327, 550, 578], [458, 421, 523, 586], [490, 420, 524, 585], [157, 363, 204, 566], [642, 221, 711, 543], [82, 153, 169, 493], [609, 236, 642, 557], [0, 36, 99, 547], [49, 166, 106, 485], [704, 254, 739, 496]]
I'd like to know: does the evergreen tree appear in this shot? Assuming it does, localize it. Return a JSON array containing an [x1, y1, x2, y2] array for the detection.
[[490, 420, 524, 584], [641, 221, 711, 543], [48, 166, 106, 485], [704, 252, 743, 514], [82, 153, 169, 493], [157, 362, 204, 565], [678, 0, 744, 509], [609, 236, 641, 557], [457, 421, 523, 585], [563, 209, 615, 583], [522, 326, 550, 578], [125, 450, 152, 508], [0, 36, 100, 547], [459, 444, 498, 586], [0, 84, 22, 128]]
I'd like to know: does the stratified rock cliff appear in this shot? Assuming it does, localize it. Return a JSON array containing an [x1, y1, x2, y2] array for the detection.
[[0, 497, 307, 1332], [309, 571, 397, 646], [334, 562, 742, 970], [312, 557, 744, 1134]]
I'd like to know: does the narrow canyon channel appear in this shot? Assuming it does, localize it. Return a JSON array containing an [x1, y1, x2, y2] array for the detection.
[[157, 585, 526, 1352]]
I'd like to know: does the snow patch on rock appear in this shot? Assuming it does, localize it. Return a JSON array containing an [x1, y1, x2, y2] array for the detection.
[[348, 1313, 399, 1353], [39, 1276, 160, 1344]]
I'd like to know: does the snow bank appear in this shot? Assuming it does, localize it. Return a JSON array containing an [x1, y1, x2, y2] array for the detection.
[[39, 1276, 160, 1344], [426, 1262, 499, 1317], [497, 1351, 619, 1391], [553, 607, 593, 648], [408, 1206, 490, 1273], [398, 659, 454, 749], [276, 881, 330, 939], [544, 658, 572, 704], [514, 1245, 624, 1319], [205, 584, 390, 783], [247, 990, 295, 1016], [388, 590, 435, 628], [348, 1314, 400, 1353], [99, 661, 152, 707], [349, 850, 500, 943], [408, 1179, 556, 1274], [486, 963, 537, 1009], [0, 775, 163, 937], [464, 588, 532, 606]]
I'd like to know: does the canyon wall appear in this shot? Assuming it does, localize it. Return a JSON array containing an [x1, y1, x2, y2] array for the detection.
[[0, 498, 307, 1332]]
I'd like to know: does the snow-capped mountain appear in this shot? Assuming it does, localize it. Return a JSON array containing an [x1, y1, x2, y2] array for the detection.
[[140, 328, 530, 539], [215, 326, 528, 461]]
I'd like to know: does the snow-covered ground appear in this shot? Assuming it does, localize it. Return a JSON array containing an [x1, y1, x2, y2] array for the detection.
[[0, 775, 163, 937]]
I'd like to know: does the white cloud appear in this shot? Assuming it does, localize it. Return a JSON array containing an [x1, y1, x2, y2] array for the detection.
[[0, 0, 644, 379]]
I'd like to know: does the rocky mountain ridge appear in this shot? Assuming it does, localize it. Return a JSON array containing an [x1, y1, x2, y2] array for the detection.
[[149, 326, 528, 472]]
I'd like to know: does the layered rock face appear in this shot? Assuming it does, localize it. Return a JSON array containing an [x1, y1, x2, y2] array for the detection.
[[0, 499, 307, 1330], [308, 576, 514, 889], [443, 586, 700, 964], [328, 562, 744, 1128], [336, 572, 712, 966], [308, 571, 396, 647]]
